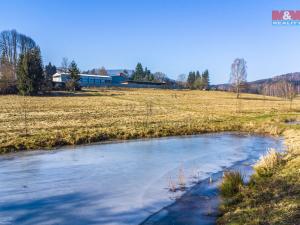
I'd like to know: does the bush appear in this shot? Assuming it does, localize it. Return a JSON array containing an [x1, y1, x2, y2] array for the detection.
[[219, 171, 244, 198], [254, 148, 281, 177], [66, 80, 81, 91]]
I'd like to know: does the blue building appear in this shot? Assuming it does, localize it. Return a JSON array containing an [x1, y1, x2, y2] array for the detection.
[[106, 69, 133, 84], [110, 74, 127, 84], [52, 73, 112, 87]]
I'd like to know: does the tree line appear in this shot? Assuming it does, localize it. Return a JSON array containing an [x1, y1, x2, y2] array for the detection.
[[0, 29, 81, 95], [0, 29, 37, 94], [186, 70, 210, 89], [131, 63, 175, 84], [82, 66, 110, 76], [131, 63, 212, 89], [1, 29, 297, 99]]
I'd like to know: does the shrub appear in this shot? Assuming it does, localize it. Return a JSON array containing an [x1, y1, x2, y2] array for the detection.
[[254, 148, 281, 177], [219, 171, 244, 198]]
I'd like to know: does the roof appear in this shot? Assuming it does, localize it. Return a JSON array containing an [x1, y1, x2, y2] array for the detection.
[[125, 80, 166, 85], [107, 69, 134, 76], [53, 73, 111, 79]]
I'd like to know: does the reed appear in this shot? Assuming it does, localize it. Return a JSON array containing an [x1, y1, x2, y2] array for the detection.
[[178, 166, 186, 190], [167, 176, 176, 192]]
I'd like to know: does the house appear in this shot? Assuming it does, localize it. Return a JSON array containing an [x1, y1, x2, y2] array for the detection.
[[52, 73, 112, 87]]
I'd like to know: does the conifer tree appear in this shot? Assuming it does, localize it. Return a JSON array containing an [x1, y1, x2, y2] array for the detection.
[[187, 71, 196, 88], [132, 63, 144, 81], [67, 60, 80, 91], [45, 62, 57, 79], [202, 69, 210, 90], [145, 67, 153, 81], [196, 71, 201, 80], [17, 47, 44, 95]]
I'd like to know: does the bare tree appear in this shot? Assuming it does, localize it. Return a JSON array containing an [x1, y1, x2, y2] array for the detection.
[[0, 29, 36, 79], [0, 57, 15, 93], [177, 74, 187, 88], [99, 66, 107, 75], [285, 81, 297, 110], [61, 57, 69, 73], [145, 101, 153, 128], [153, 72, 167, 82], [230, 58, 247, 98], [261, 84, 269, 109], [261, 80, 297, 110]]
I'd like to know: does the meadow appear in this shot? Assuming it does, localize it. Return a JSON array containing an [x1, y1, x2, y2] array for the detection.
[[0, 88, 299, 224], [0, 88, 299, 152]]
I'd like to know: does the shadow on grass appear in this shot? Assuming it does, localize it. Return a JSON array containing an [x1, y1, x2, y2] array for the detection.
[[238, 97, 284, 102]]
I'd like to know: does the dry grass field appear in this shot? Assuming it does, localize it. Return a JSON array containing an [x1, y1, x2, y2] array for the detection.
[[0, 88, 299, 152], [0, 88, 299, 224]]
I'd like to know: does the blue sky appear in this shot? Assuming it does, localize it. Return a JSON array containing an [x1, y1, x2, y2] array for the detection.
[[1, 0, 300, 84]]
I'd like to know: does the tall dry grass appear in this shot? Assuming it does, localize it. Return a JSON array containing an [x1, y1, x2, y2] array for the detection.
[[254, 148, 282, 177]]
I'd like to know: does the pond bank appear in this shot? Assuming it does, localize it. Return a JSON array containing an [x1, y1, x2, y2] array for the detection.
[[217, 129, 300, 225], [141, 129, 300, 225], [140, 155, 266, 225]]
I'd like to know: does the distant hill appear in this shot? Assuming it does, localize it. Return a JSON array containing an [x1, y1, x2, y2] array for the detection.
[[213, 72, 300, 94]]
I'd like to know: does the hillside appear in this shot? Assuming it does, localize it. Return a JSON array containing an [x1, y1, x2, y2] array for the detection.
[[214, 72, 300, 94]]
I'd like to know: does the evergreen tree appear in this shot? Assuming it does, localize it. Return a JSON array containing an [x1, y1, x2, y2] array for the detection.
[[196, 71, 201, 80], [44, 62, 57, 91], [193, 70, 203, 89], [202, 69, 210, 90], [30, 48, 44, 94], [149, 73, 155, 81], [193, 76, 204, 89], [45, 62, 57, 80], [187, 71, 196, 88], [144, 67, 153, 81], [17, 54, 29, 95], [132, 63, 144, 81], [17, 47, 44, 95], [67, 60, 80, 91]]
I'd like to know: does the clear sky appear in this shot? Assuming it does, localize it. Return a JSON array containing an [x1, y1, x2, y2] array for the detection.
[[1, 0, 300, 84]]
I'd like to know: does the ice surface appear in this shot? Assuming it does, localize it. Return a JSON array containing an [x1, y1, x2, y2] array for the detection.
[[0, 133, 282, 225]]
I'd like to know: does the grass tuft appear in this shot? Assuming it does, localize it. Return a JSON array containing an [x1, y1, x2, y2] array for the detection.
[[219, 170, 244, 198], [254, 148, 282, 177]]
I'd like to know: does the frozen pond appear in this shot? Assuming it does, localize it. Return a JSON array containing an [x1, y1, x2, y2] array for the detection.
[[286, 120, 300, 125], [0, 133, 282, 225]]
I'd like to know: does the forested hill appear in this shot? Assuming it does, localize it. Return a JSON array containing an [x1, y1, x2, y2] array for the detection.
[[213, 72, 300, 94], [249, 72, 300, 84]]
